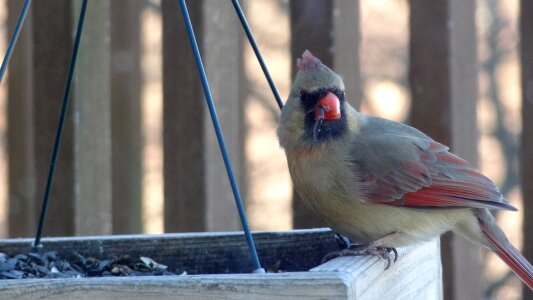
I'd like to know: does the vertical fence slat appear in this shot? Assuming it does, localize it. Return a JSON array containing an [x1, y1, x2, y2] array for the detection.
[[110, 1, 143, 234], [73, 1, 112, 235], [6, 1, 35, 237], [409, 0, 481, 298], [162, 0, 206, 232], [202, 0, 243, 231], [520, 0, 533, 298], [31, 0, 75, 237]]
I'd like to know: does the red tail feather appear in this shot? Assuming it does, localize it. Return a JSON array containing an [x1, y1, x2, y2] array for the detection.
[[479, 219, 533, 290]]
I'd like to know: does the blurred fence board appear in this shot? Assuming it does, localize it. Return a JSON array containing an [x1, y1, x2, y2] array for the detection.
[[520, 0, 533, 298], [73, 1, 112, 236], [6, 1, 36, 237], [6, 1, 77, 238], [162, 0, 243, 232], [289, 0, 360, 229], [162, 0, 205, 232], [408, 0, 482, 299], [6, 1, 120, 237], [202, 1, 244, 231], [111, 1, 143, 234]]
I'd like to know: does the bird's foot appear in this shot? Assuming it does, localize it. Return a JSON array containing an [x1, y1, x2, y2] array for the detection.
[[322, 232, 399, 270]]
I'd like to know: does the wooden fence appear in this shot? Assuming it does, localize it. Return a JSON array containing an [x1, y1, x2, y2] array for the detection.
[[2, 0, 532, 299]]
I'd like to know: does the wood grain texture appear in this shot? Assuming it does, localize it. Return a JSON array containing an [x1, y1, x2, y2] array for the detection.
[[311, 239, 442, 300], [0, 229, 441, 299], [0, 273, 348, 300]]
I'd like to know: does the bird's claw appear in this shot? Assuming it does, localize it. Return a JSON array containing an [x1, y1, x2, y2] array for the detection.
[[322, 243, 399, 270]]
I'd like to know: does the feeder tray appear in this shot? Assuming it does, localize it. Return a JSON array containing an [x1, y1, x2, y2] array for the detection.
[[0, 229, 441, 299]]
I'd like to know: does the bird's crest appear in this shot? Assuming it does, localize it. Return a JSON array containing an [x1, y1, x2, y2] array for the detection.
[[297, 50, 323, 72]]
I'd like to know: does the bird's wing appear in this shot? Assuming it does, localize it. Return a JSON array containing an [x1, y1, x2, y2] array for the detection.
[[352, 134, 516, 211]]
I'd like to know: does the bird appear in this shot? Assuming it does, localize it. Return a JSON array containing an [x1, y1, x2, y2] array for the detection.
[[277, 50, 533, 289]]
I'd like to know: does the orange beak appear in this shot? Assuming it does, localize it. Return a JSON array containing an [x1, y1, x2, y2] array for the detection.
[[311, 92, 341, 142], [314, 92, 341, 121]]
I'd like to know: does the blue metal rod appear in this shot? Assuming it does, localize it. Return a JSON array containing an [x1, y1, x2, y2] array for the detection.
[[178, 0, 264, 273], [0, 0, 32, 84], [230, 0, 283, 109], [33, 0, 88, 249]]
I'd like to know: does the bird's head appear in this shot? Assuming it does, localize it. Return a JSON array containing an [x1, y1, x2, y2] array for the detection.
[[278, 50, 349, 150]]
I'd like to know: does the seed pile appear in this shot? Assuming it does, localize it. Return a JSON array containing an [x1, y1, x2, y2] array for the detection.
[[0, 251, 180, 279]]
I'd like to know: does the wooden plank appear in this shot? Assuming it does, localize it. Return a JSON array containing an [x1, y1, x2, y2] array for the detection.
[[311, 239, 442, 300], [72, 1, 112, 235], [289, 0, 361, 229], [6, 1, 36, 237], [0, 273, 349, 300], [202, 0, 243, 231], [520, 0, 533, 298], [162, 0, 206, 232], [110, 1, 143, 234], [30, 0, 75, 237], [162, 0, 244, 232], [0, 230, 441, 299], [408, 0, 481, 299]]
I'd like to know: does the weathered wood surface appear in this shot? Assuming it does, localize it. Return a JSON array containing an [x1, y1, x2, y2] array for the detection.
[[311, 238, 442, 300], [408, 0, 481, 299], [0, 229, 441, 299], [520, 0, 533, 298]]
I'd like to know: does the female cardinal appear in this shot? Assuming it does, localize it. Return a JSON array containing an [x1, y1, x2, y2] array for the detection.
[[277, 50, 533, 289]]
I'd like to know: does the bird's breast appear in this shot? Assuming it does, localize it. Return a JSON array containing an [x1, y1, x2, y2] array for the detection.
[[287, 146, 361, 221]]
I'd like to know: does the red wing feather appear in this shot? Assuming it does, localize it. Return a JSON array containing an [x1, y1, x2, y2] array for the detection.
[[363, 140, 516, 211]]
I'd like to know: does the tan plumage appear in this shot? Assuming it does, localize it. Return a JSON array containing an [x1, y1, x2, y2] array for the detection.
[[278, 50, 533, 289]]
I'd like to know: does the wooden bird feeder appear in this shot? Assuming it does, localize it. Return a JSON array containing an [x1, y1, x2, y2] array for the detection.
[[0, 229, 441, 299]]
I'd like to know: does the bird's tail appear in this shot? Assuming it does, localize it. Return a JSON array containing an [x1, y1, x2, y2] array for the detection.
[[478, 217, 533, 290]]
